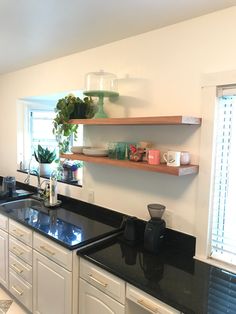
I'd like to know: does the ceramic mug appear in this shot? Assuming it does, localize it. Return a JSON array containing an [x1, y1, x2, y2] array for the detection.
[[148, 149, 160, 165], [163, 151, 181, 167], [180, 151, 191, 165]]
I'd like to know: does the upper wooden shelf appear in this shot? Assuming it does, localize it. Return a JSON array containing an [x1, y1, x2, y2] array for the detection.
[[60, 153, 199, 176], [69, 116, 201, 125]]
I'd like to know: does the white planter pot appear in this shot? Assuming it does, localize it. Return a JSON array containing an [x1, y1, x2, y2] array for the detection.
[[39, 163, 52, 177]]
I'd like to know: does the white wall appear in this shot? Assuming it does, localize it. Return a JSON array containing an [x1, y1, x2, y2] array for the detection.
[[1, 7, 236, 236]]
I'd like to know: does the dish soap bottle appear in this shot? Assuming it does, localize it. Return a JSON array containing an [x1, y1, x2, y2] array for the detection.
[[49, 171, 58, 206]]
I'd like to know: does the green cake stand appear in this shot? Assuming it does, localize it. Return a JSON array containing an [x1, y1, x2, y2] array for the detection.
[[84, 90, 119, 118]]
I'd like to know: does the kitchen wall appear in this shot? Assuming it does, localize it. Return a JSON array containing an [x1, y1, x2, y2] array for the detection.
[[0, 7, 236, 236]]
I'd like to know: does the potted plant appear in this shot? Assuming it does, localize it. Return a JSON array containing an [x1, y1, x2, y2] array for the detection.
[[34, 144, 56, 176], [52, 94, 95, 154]]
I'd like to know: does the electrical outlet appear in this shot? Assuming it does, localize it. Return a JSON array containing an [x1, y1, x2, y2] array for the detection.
[[88, 189, 94, 203]]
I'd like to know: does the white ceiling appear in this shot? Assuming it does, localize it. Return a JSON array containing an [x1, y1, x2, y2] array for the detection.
[[0, 0, 235, 75]]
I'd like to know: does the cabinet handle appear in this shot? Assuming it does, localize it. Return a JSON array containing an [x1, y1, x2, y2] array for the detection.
[[12, 246, 23, 256], [137, 299, 159, 313], [40, 245, 55, 256], [12, 285, 23, 296], [12, 228, 24, 237], [89, 274, 108, 288], [11, 263, 23, 274]]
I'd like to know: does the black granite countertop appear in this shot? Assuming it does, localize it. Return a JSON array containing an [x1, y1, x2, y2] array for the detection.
[[0, 181, 124, 250], [77, 234, 236, 314], [1, 179, 236, 313]]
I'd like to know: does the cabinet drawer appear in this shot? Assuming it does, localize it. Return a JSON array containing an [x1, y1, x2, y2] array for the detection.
[[9, 252, 32, 284], [80, 258, 125, 304], [0, 213, 8, 231], [9, 236, 32, 266], [9, 219, 32, 246], [126, 284, 180, 314], [79, 278, 125, 314], [33, 233, 72, 271], [9, 270, 32, 312]]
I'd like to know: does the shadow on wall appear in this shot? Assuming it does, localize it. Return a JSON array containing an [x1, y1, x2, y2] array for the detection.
[[86, 163, 195, 200], [106, 76, 151, 117]]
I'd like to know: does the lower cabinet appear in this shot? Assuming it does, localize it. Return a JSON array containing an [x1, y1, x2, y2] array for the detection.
[[79, 258, 181, 314], [33, 250, 72, 314], [9, 270, 32, 311], [79, 278, 125, 314], [0, 228, 8, 289], [79, 258, 125, 314]]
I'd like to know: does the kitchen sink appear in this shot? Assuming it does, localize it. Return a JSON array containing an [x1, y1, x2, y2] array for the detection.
[[0, 198, 43, 213]]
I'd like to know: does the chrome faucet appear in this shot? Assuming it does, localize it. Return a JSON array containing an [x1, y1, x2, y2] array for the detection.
[[24, 156, 33, 185], [31, 169, 43, 198]]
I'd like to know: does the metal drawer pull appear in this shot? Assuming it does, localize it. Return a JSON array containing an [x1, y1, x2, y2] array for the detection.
[[89, 274, 108, 288], [12, 229, 24, 237], [11, 263, 23, 274], [40, 245, 55, 256], [12, 246, 23, 256], [137, 299, 159, 313], [12, 285, 23, 296]]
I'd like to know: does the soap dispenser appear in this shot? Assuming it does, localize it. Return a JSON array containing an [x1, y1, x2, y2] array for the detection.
[[49, 171, 58, 206]]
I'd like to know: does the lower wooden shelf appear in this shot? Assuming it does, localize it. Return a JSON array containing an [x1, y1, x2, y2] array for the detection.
[[60, 153, 199, 176]]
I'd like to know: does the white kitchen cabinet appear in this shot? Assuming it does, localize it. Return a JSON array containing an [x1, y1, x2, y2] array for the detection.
[[80, 258, 125, 304], [0, 213, 8, 232], [79, 258, 180, 314], [0, 228, 8, 289], [79, 258, 125, 314], [79, 278, 125, 314], [9, 270, 32, 311], [33, 249, 72, 314], [126, 284, 180, 314], [8, 221, 33, 312]]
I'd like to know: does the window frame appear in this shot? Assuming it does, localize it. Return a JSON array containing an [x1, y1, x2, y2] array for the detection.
[[28, 106, 57, 156], [23, 102, 56, 169], [195, 71, 236, 274], [209, 94, 236, 266], [17, 99, 83, 186]]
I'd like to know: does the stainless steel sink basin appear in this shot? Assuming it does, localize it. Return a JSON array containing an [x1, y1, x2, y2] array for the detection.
[[0, 198, 43, 212]]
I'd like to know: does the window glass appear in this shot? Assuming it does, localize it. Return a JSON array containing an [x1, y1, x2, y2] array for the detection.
[[30, 109, 57, 153], [210, 94, 236, 266]]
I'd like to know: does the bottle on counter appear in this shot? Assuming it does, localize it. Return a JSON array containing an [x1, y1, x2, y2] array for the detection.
[[49, 171, 58, 206]]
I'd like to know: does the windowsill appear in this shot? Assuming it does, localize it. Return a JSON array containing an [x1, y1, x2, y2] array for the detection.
[[17, 169, 82, 187], [194, 255, 236, 275]]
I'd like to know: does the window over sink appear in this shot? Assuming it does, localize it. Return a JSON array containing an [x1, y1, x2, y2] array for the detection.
[[17, 91, 84, 186]]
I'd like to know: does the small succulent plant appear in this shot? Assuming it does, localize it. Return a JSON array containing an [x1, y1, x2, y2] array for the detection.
[[34, 145, 56, 164]]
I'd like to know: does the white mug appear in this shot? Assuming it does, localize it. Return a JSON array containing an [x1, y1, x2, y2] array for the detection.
[[163, 151, 181, 167], [180, 151, 191, 165]]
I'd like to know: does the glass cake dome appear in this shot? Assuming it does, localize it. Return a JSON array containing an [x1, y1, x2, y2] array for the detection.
[[84, 70, 119, 118]]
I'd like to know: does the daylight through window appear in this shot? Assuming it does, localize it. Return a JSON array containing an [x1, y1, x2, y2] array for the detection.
[[210, 92, 236, 266]]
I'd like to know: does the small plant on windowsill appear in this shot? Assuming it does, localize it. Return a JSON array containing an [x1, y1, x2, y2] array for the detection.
[[52, 94, 96, 154], [34, 144, 56, 176]]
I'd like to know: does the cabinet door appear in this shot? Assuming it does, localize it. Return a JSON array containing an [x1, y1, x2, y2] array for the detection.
[[0, 229, 8, 288], [33, 250, 72, 314], [79, 278, 125, 314]]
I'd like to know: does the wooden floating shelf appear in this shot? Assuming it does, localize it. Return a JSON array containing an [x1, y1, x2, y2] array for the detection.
[[69, 116, 201, 125], [60, 153, 199, 176]]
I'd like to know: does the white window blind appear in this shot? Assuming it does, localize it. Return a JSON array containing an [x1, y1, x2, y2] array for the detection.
[[210, 94, 236, 265]]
